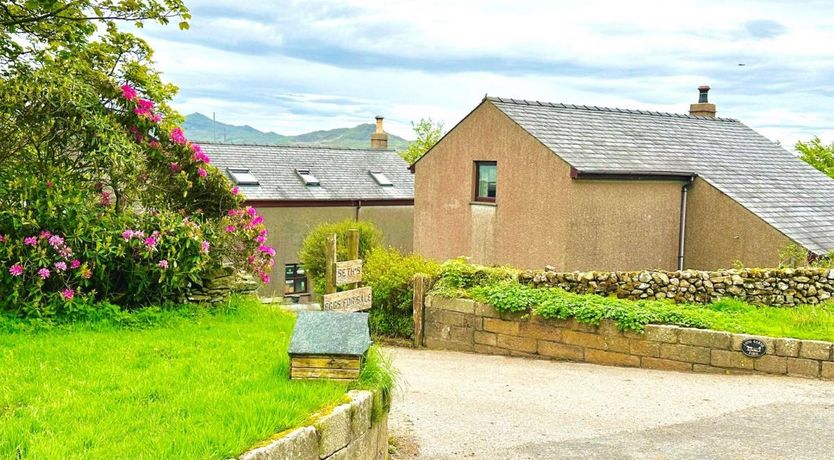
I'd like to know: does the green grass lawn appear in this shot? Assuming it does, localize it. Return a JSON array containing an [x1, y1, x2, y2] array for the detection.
[[0, 297, 369, 460]]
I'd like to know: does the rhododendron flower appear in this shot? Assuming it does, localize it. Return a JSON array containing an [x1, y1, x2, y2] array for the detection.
[[247, 207, 257, 216], [258, 245, 276, 257], [201, 241, 210, 253], [24, 236, 37, 246], [39, 230, 52, 239], [54, 261, 67, 272], [81, 268, 92, 279], [247, 255, 255, 265], [121, 85, 137, 101], [134, 99, 155, 117], [144, 237, 157, 248], [9, 264, 23, 277], [169, 162, 182, 173], [251, 216, 264, 226], [59, 246, 73, 259], [260, 229, 268, 237], [46, 180, 53, 188], [225, 225, 236, 233], [37, 268, 50, 279], [197, 167, 208, 178], [158, 259, 169, 269], [61, 288, 74, 300], [192, 151, 211, 164], [100, 191, 111, 207], [151, 114, 162, 123], [256, 235, 266, 243], [231, 186, 239, 195], [227, 209, 239, 216], [122, 230, 134, 241], [170, 127, 187, 145], [48, 235, 64, 248], [260, 273, 271, 284], [149, 140, 161, 149], [70, 259, 81, 269], [0, 234, 5, 243]]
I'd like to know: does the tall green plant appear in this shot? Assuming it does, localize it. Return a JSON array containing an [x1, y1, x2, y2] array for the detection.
[[298, 220, 382, 295]]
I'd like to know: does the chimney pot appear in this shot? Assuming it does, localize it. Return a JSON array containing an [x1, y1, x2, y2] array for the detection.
[[690, 85, 716, 119], [371, 116, 388, 149]]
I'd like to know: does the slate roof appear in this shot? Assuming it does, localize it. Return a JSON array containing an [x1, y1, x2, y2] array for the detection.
[[288, 311, 372, 356], [202, 143, 414, 201], [487, 97, 834, 255]]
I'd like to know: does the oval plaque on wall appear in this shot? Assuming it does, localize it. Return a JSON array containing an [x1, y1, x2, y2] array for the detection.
[[740, 338, 767, 358]]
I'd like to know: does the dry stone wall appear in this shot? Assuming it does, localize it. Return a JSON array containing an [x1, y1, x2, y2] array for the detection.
[[188, 265, 258, 303], [520, 267, 834, 306], [422, 295, 834, 380], [239, 390, 388, 460]]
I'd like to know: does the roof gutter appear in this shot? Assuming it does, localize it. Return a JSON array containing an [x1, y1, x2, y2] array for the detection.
[[246, 198, 413, 208], [570, 167, 695, 182]]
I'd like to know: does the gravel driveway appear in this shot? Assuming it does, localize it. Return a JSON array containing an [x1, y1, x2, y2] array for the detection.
[[386, 347, 834, 460]]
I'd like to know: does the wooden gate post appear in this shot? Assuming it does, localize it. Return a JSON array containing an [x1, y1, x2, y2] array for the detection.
[[347, 229, 360, 290], [324, 233, 337, 295], [413, 274, 429, 348]]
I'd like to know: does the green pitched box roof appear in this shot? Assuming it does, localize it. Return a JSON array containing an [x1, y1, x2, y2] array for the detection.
[[288, 311, 372, 356]]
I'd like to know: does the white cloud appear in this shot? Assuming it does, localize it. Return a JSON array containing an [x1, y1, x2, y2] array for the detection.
[[134, 0, 834, 145]]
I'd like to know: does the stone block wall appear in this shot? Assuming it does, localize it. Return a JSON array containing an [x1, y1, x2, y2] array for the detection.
[[239, 390, 388, 460], [422, 295, 834, 380], [188, 265, 258, 303], [520, 267, 834, 306]]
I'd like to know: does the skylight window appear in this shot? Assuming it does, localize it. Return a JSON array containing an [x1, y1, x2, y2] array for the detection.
[[370, 171, 393, 186], [228, 168, 259, 185], [296, 169, 320, 186]]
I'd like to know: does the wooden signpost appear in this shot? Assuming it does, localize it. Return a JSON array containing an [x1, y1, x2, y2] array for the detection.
[[289, 229, 373, 380]]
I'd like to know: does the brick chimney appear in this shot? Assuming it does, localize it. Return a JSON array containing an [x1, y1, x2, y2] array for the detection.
[[689, 85, 716, 118], [370, 116, 388, 149]]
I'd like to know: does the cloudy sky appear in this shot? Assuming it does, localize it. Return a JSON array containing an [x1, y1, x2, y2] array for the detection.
[[135, 0, 834, 145]]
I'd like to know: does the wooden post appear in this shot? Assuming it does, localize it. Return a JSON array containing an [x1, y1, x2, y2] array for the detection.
[[413, 274, 429, 348], [347, 229, 360, 290], [325, 233, 337, 294]]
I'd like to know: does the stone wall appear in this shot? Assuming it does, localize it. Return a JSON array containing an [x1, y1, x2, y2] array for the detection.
[[421, 295, 834, 380], [188, 265, 258, 303], [520, 267, 834, 307], [239, 390, 388, 460]]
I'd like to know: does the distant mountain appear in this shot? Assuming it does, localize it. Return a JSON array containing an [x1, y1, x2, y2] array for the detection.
[[182, 113, 410, 150]]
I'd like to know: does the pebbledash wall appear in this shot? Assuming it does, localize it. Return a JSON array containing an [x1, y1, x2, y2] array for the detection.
[[239, 390, 388, 460], [520, 267, 834, 306], [420, 296, 834, 380]]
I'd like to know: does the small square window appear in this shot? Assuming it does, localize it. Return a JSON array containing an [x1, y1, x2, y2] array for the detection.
[[474, 161, 496, 202], [296, 169, 320, 186], [228, 168, 259, 185], [370, 171, 393, 186]]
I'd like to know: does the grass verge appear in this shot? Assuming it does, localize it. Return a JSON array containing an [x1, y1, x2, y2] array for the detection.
[[465, 280, 834, 342], [0, 296, 391, 459]]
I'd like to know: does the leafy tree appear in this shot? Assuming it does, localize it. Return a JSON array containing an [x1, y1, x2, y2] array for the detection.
[[400, 118, 444, 165], [796, 136, 834, 179]]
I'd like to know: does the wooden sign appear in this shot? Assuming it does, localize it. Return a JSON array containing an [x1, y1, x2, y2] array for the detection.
[[322, 286, 372, 312], [336, 259, 363, 286]]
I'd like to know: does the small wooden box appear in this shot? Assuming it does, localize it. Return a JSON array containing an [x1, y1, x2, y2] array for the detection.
[[288, 311, 371, 381]]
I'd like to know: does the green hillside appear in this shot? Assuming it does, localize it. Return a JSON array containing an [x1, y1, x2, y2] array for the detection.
[[183, 113, 410, 150]]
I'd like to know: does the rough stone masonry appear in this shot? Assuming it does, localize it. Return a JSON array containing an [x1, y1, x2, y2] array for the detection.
[[520, 267, 834, 307]]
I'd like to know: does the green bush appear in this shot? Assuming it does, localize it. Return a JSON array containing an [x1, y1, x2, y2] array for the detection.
[[298, 219, 382, 295], [432, 257, 519, 297]]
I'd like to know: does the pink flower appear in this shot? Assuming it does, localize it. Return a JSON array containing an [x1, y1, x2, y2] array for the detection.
[[54, 261, 67, 272], [197, 167, 208, 178], [134, 98, 155, 117], [247, 207, 257, 217], [149, 140, 161, 149], [169, 162, 182, 173], [158, 259, 169, 269], [251, 216, 264, 226], [256, 235, 266, 243], [122, 230, 134, 241], [259, 273, 271, 284], [121, 85, 137, 101], [170, 127, 187, 145], [39, 231, 52, 240], [201, 240, 210, 253], [258, 245, 276, 257], [46, 180, 53, 188], [37, 268, 50, 279], [70, 259, 81, 269], [0, 234, 5, 243], [48, 235, 64, 248], [151, 113, 162, 123], [231, 186, 239, 195], [227, 209, 239, 216], [81, 268, 92, 279], [24, 236, 37, 246], [144, 237, 157, 248], [61, 288, 74, 300], [100, 191, 111, 207], [260, 229, 268, 237], [58, 246, 73, 259], [247, 255, 255, 265], [8, 264, 23, 277], [225, 225, 236, 233]]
